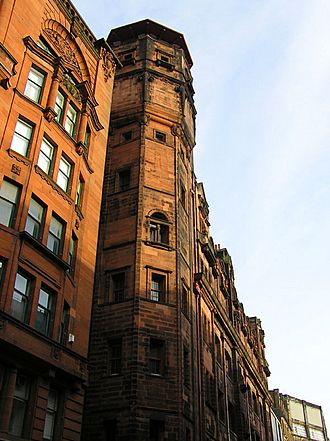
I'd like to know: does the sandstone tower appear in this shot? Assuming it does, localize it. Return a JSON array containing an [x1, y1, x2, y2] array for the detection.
[[83, 19, 198, 440]]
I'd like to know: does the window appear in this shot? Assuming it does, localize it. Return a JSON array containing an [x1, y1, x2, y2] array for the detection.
[[155, 131, 166, 143], [84, 124, 91, 148], [108, 339, 122, 375], [47, 215, 64, 255], [149, 213, 169, 245], [24, 66, 44, 103], [0, 259, 5, 293], [105, 420, 117, 441], [150, 273, 165, 302], [149, 339, 164, 375], [0, 179, 20, 227], [180, 183, 186, 209], [35, 286, 54, 336], [183, 347, 190, 386], [111, 272, 125, 302], [122, 130, 132, 141], [54, 90, 65, 123], [75, 176, 84, 207], [64, 103, 77, 136], [182, 285, 189, 316], [118, 168, 131, 191], [293, 424, 307, 437], [150, 420, 164, 441], [68, 233, 77, 273], [310, 429, 325, 441], [11, 118, 33, 156], [59, 301, 70, 344], [37, 37, 53, 54], [38, 138, 54, 175], [11, 272, 31, 323], [225, 350, 233, 379], [9, 374, 30, 436], [215, 335, 221, 365], [25, 197, 44, 239], [57, 155, 72, 192], [43, 389, 58, 440]]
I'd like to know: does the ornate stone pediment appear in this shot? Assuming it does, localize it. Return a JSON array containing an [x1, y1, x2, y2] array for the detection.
[[44, 29, 81, 76]]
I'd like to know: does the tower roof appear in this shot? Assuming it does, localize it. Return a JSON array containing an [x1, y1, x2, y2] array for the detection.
[[108, 19, 193, 68]]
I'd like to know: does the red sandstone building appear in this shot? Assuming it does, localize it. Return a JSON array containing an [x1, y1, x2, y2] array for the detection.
[[0, 0, 116, 439], [82, 19, 274, 441], [1, 2, 319, 441]]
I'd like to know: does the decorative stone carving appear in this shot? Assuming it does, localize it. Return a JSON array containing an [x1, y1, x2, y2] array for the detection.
[[44, 106, 57, 122], [11, 164, 21, 175], [100, 47, 116, 82], [0, 42, 17, 90], [44, 29, 81, 75]]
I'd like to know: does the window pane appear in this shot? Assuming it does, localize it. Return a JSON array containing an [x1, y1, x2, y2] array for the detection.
[[25, 198, 44, 238], [0, 180, 19, 227], [11, 119, 33, 156], [55, 91, 65, 122], [47, 216, 64, 255], [35, 288, 53, 336], [11, 273, 30, 322], [57, 157, 71, 191], [24, 67, 44, 102], [49, 217, 63, 238], [38, 139, 54, 174], [9, 375, 29, 437], [65, 105, 77, 136]]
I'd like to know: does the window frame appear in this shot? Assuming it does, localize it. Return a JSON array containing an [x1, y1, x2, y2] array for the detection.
[[149, 338, 165, 376], [107, 339, 122, 375], [10, 117, 34, 157], [149, 213, 169, 245], [118, 168, 131, 192], [68, 232, 77, 275], [54, 90, 65, 124], [64, 103, 77, 137], [56, 154, 72, 193], [11, 271, 32, 323], [150, 273, 166, 303], [25, 195, 45, 240], [8, 374, 30, 437], [47, 214, 65, 256], [24, 66, 45, 103], [75, 175, 84, 208], [35, 285, 55, 337], [43, 388, 58, 441], [0, 178, 20, 228], [37, 137, 55, 176]]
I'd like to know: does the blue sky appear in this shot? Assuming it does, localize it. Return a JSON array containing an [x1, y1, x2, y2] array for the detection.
[[75, 0, 330, 429]]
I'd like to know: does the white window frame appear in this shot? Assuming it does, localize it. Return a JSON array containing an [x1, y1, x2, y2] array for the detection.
[[38, 138, 54, 175], [11, 118, 33, 157], [57, 156, 72, 192], [24, 67, 44, 103]]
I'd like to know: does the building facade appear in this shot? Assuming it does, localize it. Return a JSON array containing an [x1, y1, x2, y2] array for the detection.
[[0, 0, 116, 439], [271, 391, 328, 441], [83, 19, 274, 441]]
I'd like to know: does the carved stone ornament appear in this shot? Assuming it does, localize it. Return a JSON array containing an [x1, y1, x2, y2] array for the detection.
[[11, 164, 21, 175], [101, 47, 116, 82], [44, 106, 57, 122], [75, 142, 84, 156], [44, 29, 81, 75]]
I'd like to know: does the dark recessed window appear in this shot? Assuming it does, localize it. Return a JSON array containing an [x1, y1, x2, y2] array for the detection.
[[118, 168, 131, 191], [149, 212, 169, 245], [112, 272, 125, 302], [155, 131, 166, 143], [150, 273, 165, 302], [9, 374, 30, 437], [35, 286, 55, 336], [149, 339, 164, 375], [43, 389, 58, 440], [182, 286, 189, 317], [150, 419, 164, 441], [25, 196, 45, 239], [0, 179, 20, 228], [122, 131, 132, 141], [108, 339, 122, 375], [11, 271, 32, 323]]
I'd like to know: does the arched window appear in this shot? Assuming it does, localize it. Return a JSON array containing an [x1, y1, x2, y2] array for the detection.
[[149, 212, 169, 245]]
